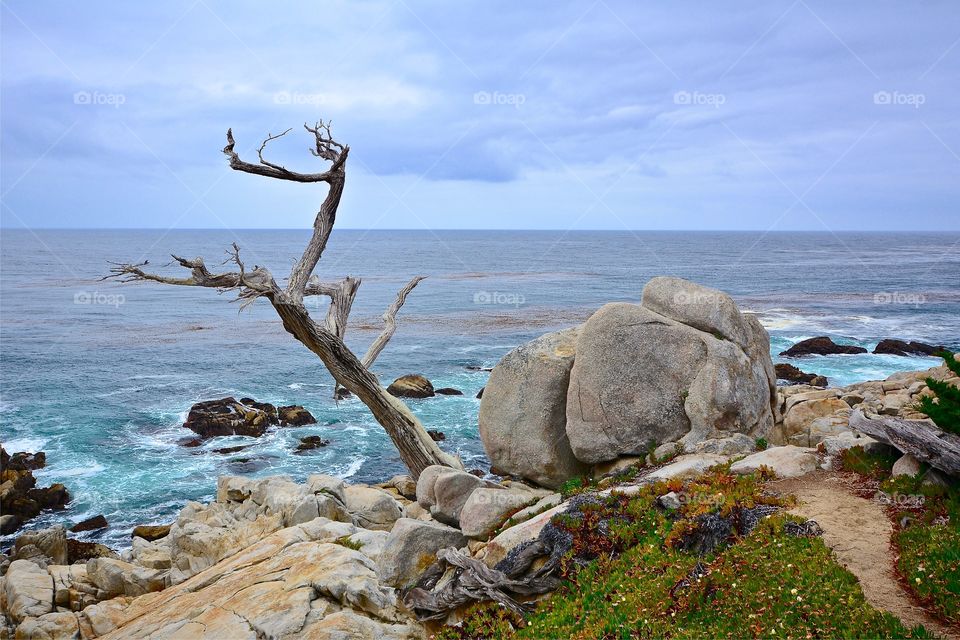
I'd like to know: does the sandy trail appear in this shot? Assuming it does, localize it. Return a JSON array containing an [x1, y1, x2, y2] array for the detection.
[[771, 471, 958, 640]]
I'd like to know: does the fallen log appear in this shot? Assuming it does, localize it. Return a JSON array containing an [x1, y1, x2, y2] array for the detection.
[[849, 409, 960, 476]]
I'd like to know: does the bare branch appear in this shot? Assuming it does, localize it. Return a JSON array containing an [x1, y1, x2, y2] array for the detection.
[[256, 128, 293, 172], [222, 127, 337, 183], [361, 276, 427, 368]]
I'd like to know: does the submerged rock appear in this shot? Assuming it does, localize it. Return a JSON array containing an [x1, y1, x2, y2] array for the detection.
[[779, 336, 867, 357], [386, 374, 435, 398], [295, 435, 330, 452], [434, 387, 464, 396]]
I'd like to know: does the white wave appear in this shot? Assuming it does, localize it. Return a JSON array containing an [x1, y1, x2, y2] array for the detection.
[[1, 436, 49, 453], [53, 462, 106, 477], [0, 400, 20, 413], [337, 458, 364, 479], [288, 383, 303, 390]]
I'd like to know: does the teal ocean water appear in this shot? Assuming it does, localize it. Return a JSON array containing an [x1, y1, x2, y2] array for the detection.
[[1, 229, 958, 548]]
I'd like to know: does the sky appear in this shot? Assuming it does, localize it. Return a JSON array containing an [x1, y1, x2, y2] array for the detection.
[[1, 1, 959, 231]]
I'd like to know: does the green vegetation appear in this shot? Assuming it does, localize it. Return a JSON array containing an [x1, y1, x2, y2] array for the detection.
[[754, 437, 768, 451], [333, 535, 363, 551], [438, 467, 928, 639], [837, 444, 900, 479], [915, 350, 960, 434]]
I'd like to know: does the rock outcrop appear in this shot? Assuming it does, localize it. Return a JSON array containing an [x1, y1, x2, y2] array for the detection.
[[873, 339, 945, 356], [775, 363, 827, 386], [182, 397, 316, 439], [0, 446, 70, 534], [779, 336, 867, 357]]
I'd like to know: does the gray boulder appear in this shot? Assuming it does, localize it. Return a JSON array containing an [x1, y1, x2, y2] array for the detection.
[[458, 488, 540, 539], [478, 327, 589, 488], [344, 486, 402, 531], [377, 518, 467, 588], [430, 471, 485, 526], [565, 278, 776, 464]]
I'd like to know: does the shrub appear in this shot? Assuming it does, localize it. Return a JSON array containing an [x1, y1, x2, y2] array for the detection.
[[915, 350, 960, 434]]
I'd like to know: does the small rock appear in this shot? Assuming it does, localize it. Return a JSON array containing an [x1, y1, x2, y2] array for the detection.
[[386, 374, 435, 398], [658, 492, 682, 510], [295, 435, 330, 452], [278, 404, 317, 426], [921, 468, 950, 488], [427, 430, 446, 442], [131, 525, 171, 542], [213, 445, 247, 454], [70, 514, 108, 533], [775, 363, 827, 386], [385, 475, 417, 500], [476, 387, 484, 399], [892, 453, 922, 477], [435, 387, 464, 396]]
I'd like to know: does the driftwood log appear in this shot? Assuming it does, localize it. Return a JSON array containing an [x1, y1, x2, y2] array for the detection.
[[849, 409, 960, 476], [107, 121, 460, 478]]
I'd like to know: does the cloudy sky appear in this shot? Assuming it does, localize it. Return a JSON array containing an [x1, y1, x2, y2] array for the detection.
[[2, 1, 958, 230]]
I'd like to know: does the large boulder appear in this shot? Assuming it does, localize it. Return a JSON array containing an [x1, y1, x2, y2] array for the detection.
[[3, 560, 55, 622], [873, 339, 945, 356], [86, 558, 167, 598], [430, 471, 485, 526], [565, 279, 776, 464], [478, 327, 589, 488], [377, 518, 467, 588]]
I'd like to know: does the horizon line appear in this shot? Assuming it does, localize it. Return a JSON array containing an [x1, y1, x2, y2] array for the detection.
[[2, 227, 960, 233]]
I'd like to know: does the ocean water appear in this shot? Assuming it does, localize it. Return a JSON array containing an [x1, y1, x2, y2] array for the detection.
[[1, 229, 958, 549]]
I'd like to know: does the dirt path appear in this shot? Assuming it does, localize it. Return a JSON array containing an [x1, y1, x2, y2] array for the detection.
[[771, 472, 958, 640]]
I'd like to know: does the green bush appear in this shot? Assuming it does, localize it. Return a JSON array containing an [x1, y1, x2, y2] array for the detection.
[[915, 350, 960, 434]]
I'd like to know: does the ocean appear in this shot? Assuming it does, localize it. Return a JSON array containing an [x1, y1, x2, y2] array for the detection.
[[1, 229, 958, 549]]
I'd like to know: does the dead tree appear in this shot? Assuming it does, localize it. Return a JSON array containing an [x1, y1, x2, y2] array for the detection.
[[849, 410, 960, 477], [108, 122, 460, 478]]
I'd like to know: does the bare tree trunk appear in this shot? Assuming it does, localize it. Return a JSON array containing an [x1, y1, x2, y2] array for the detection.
[[849, 410, 960, 476], [108, 122, 461, 478]]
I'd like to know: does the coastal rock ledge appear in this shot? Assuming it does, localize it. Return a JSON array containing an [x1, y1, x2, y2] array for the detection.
[[480, 277, 778, 488]]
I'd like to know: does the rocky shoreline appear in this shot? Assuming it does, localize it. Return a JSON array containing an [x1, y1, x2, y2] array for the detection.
[[1, 277, 956, 639]]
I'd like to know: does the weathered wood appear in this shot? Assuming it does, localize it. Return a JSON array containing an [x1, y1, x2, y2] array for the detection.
[[108, 122, 460, 478], [849, 409, 960, 476]]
